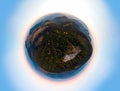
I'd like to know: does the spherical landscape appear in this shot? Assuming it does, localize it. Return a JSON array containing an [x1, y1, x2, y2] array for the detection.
[[25, 13, 93, 79]]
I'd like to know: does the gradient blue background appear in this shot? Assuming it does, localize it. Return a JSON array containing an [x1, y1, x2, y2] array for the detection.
[[0, 0, 120, 91]]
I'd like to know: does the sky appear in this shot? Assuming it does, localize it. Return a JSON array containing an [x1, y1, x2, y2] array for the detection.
[[0, 0, 120, 91]]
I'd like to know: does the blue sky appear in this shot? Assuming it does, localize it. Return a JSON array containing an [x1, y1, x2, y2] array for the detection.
[[0, 0, 120, 91], [96, 1, 120, 91]]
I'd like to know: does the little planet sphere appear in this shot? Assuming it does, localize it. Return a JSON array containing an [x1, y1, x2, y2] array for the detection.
[[25, 13, 93, 79]]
